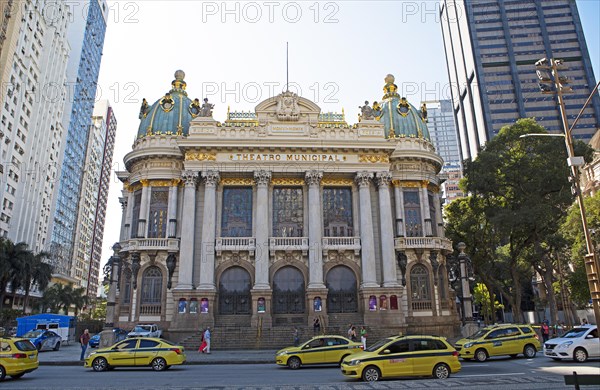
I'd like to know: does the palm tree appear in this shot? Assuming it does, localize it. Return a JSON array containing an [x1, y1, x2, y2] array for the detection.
[[20, 252, 53, 312], [42, 283, 87, 315], [0, 238, 31, 311]]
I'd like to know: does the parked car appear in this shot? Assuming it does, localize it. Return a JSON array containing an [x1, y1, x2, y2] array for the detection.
[[544, 325, 599, 362], [22, 330, 62, 352], [0, 337, 38, 381], [276, 335, 363, 369], [127, 324, 162, 338], [341, 335, 461, 382], [84, 337, 186, 372], [89, 328, 128, 348], [454, 323, 541, 362]]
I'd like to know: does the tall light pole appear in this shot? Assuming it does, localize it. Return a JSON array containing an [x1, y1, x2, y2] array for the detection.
[[536, 58, 600, 326], [100, 242, 121, 348]]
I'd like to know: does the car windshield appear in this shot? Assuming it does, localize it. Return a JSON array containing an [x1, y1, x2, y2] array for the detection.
[[133, 326, 151, 332], [365, 337, 394, 352], [23, 330, 43, 338], [561, 328, 590, 338], [467, 329, 490, 339]]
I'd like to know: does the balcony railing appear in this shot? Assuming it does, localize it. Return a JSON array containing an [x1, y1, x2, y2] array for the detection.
[[121, 238, 180, 252], [139, 304, 161, 316], [411, 301, 432, 311], [215, 237, 256, 255], [394, 237, 452, 251], [322, 237, 361, 255], [269, 237, 309, 256]]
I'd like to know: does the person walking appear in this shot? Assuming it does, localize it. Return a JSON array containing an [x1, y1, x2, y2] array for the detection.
[[350, 326, 357, 341], [360, 326, 368, 349], [313, 317, 320, 335], [203, 326, 211, 353], [347, 324, 353, 339], [541, 320, 550, 342], [293, 326, 300, 347], [198, 329, 207, 353], [79, 329, 90, 361]]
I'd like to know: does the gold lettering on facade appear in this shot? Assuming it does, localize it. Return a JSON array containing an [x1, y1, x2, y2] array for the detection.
[[228, 153, 345, 162], [358, 154, 390, 163], [185, 151, 217, 161]]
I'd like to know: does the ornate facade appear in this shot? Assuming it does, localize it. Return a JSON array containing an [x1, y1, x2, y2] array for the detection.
[[112, 71, 459, 338]]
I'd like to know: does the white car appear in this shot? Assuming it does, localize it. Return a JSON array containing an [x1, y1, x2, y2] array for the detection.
[[127, 324, 162, 338], [544, 325, 599, 362]]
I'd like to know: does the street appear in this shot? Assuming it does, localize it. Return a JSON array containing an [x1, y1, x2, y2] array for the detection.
[[2, 356, 599, 389]]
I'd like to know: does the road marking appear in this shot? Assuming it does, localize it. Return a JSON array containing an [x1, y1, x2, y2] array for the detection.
[[455, 372, 526, 377]]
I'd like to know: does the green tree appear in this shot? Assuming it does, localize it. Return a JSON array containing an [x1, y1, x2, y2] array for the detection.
[[11, 252, 53, 312], [473, 283, 504, 324], [42, 283, 87, 315], [0, 238, 30, 311]]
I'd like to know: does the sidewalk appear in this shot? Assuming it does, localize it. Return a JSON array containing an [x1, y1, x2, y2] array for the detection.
[[38, 343, 276, 366]]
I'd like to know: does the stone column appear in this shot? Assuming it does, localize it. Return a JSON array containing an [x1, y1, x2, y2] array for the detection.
[[124, 190, 135, 240], [198, 171, 220, 290], [137, 179, 150, 238], [175, 171, 198, 290], [376, 172, 400, 287], [254, 170, 271, 289], [167, 179, 180, 238], [355, 171, 378, 288], [434, 190, 444, 237], [393, 181, 405, 237], [305, 171, 325, 289], [421, 180, 432, 236], [118, 195, 127, 242]]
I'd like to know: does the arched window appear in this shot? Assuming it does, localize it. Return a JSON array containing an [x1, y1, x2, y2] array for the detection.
[[273, 266, 305, 314], [410, 264, 431, 311], [326, 266, 358, 313], [121, 267, 132, 304], [219, 267, 251, 314], [148, 188, 168, 238], [403, 190, 422, 237], [140, 266, 162, 315]]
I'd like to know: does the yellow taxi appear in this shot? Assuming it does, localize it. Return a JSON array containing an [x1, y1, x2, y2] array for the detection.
[[0, 337, 39, 381], [85, 337, 186, 371], [454, 323, 541, 362], [341, 335, 460, 382], [276, 335, 363, 369]]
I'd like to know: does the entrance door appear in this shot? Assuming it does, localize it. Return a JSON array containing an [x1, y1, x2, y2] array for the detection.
[[218, 267, 252, 314], [326, 266, 358, 313], [273, 266, 305, 314]]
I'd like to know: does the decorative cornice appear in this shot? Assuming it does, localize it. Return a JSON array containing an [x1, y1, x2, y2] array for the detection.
[[401, 181, 421, 188], [304, 170, 323, 186], [171, 178, 182, 187], [140, 179, 150, 187], [253, 170, 272, 186], [185, 151, 217, 161], [391, 179, 402, 188], [355, 171, 373, 187], [202, 170, 221, 186], [221, 177, 254, 186], [421, 180, 429, 188], [271, 178, 305, 186], [149, 180, 175, 187], [182, 170, 199, 187], [128, 183, 142, 192], [359, 154, 390, 164], [321, 178, 354, 186], [376, 171, 392, 187]]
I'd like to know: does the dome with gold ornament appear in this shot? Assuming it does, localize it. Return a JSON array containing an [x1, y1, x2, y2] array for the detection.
[[137, 70, 201, 138], [373, 74, 431, 141]]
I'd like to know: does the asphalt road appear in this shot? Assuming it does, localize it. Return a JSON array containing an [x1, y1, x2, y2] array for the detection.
[[2, 356, 599, 389]]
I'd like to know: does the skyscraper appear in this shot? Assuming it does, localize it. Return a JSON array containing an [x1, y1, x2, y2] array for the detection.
[[71, 100, 117, 298], [440, 0, 600, 161], [48, 0, 107, 282], [422, 100, 461, 165]]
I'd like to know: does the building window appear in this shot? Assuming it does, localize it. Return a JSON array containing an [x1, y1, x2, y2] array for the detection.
[[122, 268, 132, 304], [273, 266, 305, 314], [272, 187, 303, 237], [410, 264, 431, 311], [218, 266, 251, 315], [148, 188, 168, 238], [140, 266, 162, 315], [326, 266, 358, 313], [404, 190, 422, 237], [130, 191, 142, 238], [221, 187, 253, 237], [323, 187, 353, 237], [428, 191, 437, 236]]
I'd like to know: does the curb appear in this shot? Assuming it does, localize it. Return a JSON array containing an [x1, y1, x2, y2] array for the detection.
[[40, 359, 274, 366]]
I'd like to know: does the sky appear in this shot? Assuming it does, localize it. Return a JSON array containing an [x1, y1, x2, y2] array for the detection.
[[95, 0, 600, 276]]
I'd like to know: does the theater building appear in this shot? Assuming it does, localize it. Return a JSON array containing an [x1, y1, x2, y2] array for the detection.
[[112, 71, 459, 338]]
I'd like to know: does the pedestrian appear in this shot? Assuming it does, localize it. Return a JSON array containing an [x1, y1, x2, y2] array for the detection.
[[360, 326, 367, 349], [203, 326, 211, 353], [581, 318, 589, 325], [541, 320, 550, 342], [347, 324, 353, 339], [79, 329, 90, 361], [293, 326, 299, 347], [313, 317, 320, 335], [198, 329, 206, 353], [350, 326, 357, 341]]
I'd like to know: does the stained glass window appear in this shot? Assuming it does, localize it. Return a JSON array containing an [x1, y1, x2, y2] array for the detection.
[[323, 187, 353, 237], [221, 187, 253, 237], [140, 266, 162, 304], [403, 190, 422, 237], [148, 188, 168, 238], [273, 187, 303, 237], [428, 191, 437, 236], [410, 264, 430, 301], [130, 191, 142, 238]]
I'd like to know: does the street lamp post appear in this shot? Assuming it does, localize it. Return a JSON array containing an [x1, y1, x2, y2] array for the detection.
[[99, 242, 121, 348], [448, 242, 475, 325], [536, 58, 600, 326]]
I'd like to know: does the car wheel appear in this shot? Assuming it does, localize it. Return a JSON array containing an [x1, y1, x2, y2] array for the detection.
[[0, 365, 5, 381], [92, 357, 109, 372], [523, 344, 536, 358], [362, 365, 381, 382], [475, 348, 488, 362], [573, 348, 588, 363], [151, 357, 167, 371], [433, 363, 450, 379], [10, 373, 24, 379], [287, 356, 301, 370], [53, 342, 60, 351]]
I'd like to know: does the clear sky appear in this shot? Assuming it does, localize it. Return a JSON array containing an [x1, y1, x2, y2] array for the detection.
[[95, 0, 600, 277]]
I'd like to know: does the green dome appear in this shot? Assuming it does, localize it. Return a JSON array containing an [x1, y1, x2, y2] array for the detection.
[[137, 70, 198, 137], [376, 74, 430, 141]]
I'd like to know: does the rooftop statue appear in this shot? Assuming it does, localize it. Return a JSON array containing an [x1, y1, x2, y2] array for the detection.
[[359, 101, 374, 120], [139, 98, 149, 119], [276, 91, 300, 121], [200, 98, 214, 117]]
